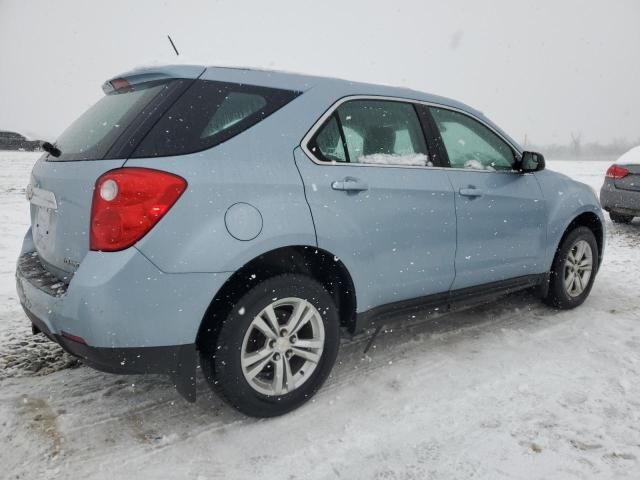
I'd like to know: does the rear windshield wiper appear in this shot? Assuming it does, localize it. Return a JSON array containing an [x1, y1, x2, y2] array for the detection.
[[41, 141, 61, 157]]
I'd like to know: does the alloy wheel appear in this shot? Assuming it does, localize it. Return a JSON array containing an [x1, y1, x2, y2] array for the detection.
[[240, 297, 325, 396], [563, 239, 593, 297]]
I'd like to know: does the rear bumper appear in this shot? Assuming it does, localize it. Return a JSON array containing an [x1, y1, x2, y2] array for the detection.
[[15, 230, 232, 400], [16, 230, 231, 348], [600, 181, 640, 215], [23, 303, 195, 377]]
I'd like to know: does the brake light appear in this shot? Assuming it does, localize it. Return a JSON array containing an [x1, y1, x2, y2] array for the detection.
[[109, 78, 132, 92], [606, 164, 630, 179], [90, 168, 187, 252]]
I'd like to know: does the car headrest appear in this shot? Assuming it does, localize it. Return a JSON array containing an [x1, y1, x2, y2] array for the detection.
[[363, 126, 396, 156]]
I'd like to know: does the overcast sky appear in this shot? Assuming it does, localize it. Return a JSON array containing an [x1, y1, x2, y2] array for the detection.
[[1, 0, 639, 145]]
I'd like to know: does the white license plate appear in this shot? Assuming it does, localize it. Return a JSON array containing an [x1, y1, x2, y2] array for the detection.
[[28, 185, 58, 256]]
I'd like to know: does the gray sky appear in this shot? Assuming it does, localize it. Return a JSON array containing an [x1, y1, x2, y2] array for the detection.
[[1, 0, 639, 145]]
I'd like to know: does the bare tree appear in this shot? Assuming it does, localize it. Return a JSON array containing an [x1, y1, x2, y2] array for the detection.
[[570, 131, 582, 157]]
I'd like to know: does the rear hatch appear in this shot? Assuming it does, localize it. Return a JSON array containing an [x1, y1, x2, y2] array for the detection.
[[28, 66, 205, 278]]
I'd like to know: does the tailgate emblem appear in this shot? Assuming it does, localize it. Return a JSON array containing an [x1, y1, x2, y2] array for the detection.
[[63, 257, 80, 269]]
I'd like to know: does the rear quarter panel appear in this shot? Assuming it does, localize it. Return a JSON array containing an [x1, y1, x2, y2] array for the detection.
[[125, 90, 329, 274]]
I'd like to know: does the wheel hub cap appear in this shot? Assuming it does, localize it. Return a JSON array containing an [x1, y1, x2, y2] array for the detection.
[[274, 336, 289, 352]]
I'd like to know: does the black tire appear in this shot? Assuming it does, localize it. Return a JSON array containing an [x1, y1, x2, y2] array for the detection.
[[544, 226, 599, 309], [610, 212, 633, 224], [200, 273, 340, 417]]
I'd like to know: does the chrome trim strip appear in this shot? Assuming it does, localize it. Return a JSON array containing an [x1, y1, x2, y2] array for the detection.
[[299, 94, 522, 172]]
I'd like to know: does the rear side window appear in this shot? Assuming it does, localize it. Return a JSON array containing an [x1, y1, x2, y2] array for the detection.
[[132, 81, 300, 158], [51, 80, 175, 161]]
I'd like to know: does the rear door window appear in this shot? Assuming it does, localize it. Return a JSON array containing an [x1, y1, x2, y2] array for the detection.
[[309, 115, 347, 163], [308, 100, 431, 167], [338, 100, 429, 166], [132, 81, 300, 158]]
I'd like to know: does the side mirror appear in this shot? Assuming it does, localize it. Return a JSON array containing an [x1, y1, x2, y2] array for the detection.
[[520, 151, 545, 173]]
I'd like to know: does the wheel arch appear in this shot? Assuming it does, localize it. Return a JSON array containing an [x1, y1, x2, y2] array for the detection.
[[195, 245, 357, 351], [556, 211, 604, 265], [538, 210, 603, 300]]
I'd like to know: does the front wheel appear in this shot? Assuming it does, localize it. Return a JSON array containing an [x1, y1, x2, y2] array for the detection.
[[544, 226, 599, 309], [200, 274, 340, 417]]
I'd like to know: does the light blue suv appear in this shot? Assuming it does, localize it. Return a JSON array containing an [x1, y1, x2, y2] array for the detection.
[[16, 65, 604, 417]]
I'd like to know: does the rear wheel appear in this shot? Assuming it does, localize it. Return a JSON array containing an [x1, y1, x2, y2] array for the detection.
[[544, 226, 599, 309], [609, 212, 633, 224], [200, 274, 339, 417]]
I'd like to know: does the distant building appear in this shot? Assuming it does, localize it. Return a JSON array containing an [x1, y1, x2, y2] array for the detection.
[[0, 131, 42, 151]]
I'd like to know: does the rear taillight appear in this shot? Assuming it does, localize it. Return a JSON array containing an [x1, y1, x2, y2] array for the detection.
[[606, 164, 630, 179], [90, 168, 187, 252]]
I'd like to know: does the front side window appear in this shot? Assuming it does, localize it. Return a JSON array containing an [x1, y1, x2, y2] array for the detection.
[[429, 108, 516, 171], [309, 100, 430, 167]]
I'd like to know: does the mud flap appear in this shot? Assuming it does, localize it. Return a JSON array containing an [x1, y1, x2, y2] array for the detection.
[[170, 345, 198, 402], [538, 272, 551, 299]]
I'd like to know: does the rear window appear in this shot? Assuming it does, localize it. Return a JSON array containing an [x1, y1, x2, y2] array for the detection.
[[131, 80, 301, 158], [51, 80, 176, 161]]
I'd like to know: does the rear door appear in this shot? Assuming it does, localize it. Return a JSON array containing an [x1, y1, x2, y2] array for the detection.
[[295, 98, 457, 311], [426, 106, 546, 290]]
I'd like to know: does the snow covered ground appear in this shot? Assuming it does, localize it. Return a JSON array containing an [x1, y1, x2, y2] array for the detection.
[[1, 151, 639, 479]]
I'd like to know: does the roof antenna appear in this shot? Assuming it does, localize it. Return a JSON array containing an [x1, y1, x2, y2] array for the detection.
[[167, 35, 180, 56]]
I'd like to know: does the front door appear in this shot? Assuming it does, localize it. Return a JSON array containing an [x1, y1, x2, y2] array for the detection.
[[427, 106, 547, 290]]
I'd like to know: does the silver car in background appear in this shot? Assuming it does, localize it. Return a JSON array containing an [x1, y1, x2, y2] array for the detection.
[[600, 146, 640, 223]]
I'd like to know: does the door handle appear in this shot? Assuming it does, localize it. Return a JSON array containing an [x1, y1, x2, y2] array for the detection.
[[459, 187, 483, 197], [332, 177, 369, 192]]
